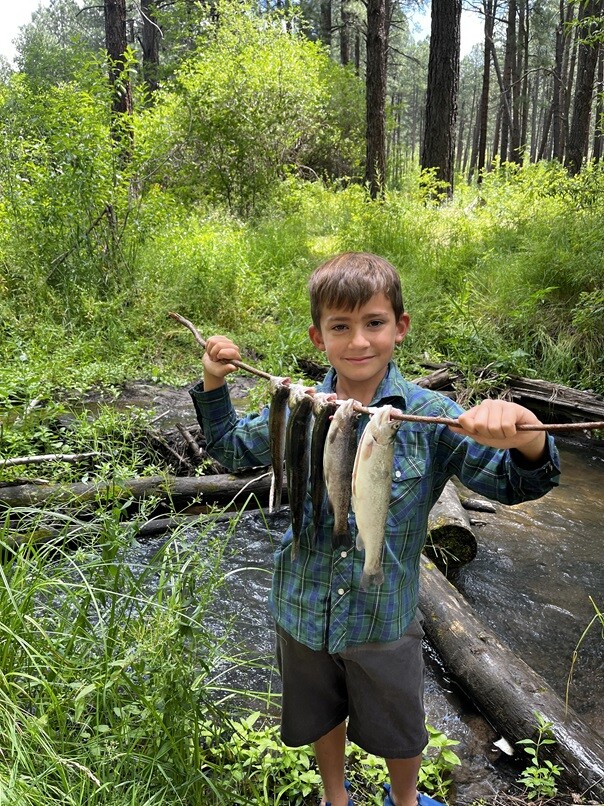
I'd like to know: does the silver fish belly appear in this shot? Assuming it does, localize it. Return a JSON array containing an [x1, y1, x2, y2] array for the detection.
[[323, 398, 359, 548], [351, 405, 400, 589], [285, 385, 314, 559], [268, 377, 291, 513]]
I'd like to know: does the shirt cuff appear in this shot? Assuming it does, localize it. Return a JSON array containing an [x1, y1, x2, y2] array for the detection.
[[189, 381, 238, 437], [509, 434, 560, 478]]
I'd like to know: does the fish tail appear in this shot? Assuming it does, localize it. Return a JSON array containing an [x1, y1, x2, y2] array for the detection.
[[360, 568, 385, 590], [331, 528, 350, 549]]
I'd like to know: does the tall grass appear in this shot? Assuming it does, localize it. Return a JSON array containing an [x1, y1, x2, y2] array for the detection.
[[0, 506, 268, 805], [1, 164, 603, 401]]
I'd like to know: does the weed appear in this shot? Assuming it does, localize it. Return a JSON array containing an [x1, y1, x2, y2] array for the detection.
[[516, 712, 562, 800]]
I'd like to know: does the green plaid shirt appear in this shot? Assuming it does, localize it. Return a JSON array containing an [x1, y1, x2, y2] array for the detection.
[[190, 363, 560, 654]]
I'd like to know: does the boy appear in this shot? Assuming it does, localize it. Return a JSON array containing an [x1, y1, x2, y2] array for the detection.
[[190, 252, 560, 806]]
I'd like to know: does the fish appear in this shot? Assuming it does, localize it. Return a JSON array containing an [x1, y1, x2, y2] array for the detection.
[[310, 393, 339, 539], [285, 384, 315, 559], [268, 376, 291, 513], [351, 405, 400, 589], [323, 398, 359, 548]]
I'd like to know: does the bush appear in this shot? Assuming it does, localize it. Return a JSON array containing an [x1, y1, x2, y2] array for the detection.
[[135, 1, 364, 215]]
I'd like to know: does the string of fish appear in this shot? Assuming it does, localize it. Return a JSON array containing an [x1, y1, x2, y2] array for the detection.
[[270, 376, 400, 591]]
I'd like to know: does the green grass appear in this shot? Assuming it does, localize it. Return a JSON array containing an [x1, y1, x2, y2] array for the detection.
[[0, 505, 250, 805], [0, 502, 466, 805]]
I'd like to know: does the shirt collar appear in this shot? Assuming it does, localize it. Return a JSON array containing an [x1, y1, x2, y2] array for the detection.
[[317, 361, 409, 409]]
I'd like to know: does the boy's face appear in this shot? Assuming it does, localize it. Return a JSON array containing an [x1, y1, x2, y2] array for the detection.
[[308, 292, 410, 401]]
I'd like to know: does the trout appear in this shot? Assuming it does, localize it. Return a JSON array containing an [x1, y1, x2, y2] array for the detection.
[[310, 393, 339, 539], [351, 405, 400, 589], [268, 376, 290, 513], [285, 385, 314, 559], [323, 398, 358, 548]]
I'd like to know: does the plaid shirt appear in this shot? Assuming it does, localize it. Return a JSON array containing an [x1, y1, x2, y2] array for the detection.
[[190, 363, 560, 654]]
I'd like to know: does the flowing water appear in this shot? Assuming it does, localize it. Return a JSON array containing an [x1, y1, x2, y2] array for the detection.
[[128, 439, 604, 803]]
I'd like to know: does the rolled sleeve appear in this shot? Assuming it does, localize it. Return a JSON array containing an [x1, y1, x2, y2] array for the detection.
[[189, 381, 272, 470], [508, 433, 561, 493]]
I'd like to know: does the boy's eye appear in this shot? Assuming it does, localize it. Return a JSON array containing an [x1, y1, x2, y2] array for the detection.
[[368, 319, 385, 328], [331, 324, 347, 332]]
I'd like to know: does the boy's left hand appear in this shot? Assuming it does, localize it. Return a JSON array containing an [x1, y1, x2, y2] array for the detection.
[[452, 399, 547, 463]]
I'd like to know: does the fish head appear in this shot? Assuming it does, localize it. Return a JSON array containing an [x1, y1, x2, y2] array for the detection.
[[270, 376, 290, 394], [368, 405, 400, 445], [327, 398, 357, 434], [312, 391, 337, 415], [287, 383, 309, 408]]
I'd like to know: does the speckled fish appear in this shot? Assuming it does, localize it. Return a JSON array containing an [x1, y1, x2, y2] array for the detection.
[[351, 405, 400, 589], [285, 384, 314, 559], [323, 398, 359, 548], [310, 393, 338, 539], [268, 376, 290, 513]]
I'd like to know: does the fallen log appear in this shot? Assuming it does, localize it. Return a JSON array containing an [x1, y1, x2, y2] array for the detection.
[[419, 554, 604, 797], [507, 377, 604, 428], [0, 470, 272, 510], [425, 481, 478, 573]]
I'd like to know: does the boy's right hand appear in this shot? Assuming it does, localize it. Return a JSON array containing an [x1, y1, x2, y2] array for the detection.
[[202, 335, 241, 391]]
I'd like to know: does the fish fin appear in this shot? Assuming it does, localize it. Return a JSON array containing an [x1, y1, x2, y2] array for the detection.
[[360, 568, 385, 590], [291, 537, 299, 561], [356, 532, 364, 551], [269, 474, 276, 513], [361, 438, 374, 460]]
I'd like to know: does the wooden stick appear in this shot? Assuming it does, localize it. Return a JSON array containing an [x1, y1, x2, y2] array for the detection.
[[168, 311, 273, 380], [1, 452, 98, 469], [169, 311, 604, 433]]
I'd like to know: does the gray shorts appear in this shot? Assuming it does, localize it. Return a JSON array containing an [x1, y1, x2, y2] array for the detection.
[[275, 616, 428, 759]]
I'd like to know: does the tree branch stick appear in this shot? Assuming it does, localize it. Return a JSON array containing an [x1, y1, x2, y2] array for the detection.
[[168, 311, 273, 380], [169, 312, 604, 433], [1, 452, 98, 469]]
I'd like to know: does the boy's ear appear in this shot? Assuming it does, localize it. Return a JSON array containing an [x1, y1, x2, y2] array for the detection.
[[308, 325, 326, 351], [395, 313, 411, 344]]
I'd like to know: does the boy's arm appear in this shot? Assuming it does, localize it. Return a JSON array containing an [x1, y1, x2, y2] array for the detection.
[[202, 335, 242, 392], [452, 399, 547, 465]]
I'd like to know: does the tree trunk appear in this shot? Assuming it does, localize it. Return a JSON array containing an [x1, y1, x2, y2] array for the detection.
[[421, 0, 462, 195], [340, 0, 350, 64], [419, 554, 604, 796], [140, 0, 161, 98], [565, 0, 602, 174], [104, 0, 133, 117], [473, 0, 496, 179], [488, 36, 513, 161], [320, 0, 332, 48], [518, 0, 530, 158], [561, 1, 577, 157], [552, 0, 567, 159], [509, 0, 523, 162], [500, 0, 515, 160], [365, 0, 389, 198], [592, 44, 604, 160]]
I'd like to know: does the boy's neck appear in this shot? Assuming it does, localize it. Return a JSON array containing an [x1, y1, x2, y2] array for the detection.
[[334, 367, 388, 407]]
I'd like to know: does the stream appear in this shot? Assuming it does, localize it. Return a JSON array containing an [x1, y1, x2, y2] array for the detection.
[[128, 438, 604, 803]]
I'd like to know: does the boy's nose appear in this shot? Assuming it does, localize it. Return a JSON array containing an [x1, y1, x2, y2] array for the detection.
[[349, 329, 370, 347]]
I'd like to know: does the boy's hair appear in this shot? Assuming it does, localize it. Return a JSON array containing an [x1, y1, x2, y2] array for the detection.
[[308, 252, 404, 328]]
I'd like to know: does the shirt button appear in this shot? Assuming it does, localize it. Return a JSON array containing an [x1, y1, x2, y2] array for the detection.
[[337, 588, 346, 596], [340, 551, 347, 558], [395, 470, 401, 478]]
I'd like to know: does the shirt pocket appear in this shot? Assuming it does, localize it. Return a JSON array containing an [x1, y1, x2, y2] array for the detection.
[[389, 449, 428, 523]]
